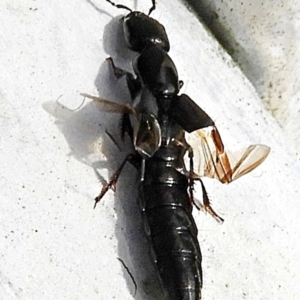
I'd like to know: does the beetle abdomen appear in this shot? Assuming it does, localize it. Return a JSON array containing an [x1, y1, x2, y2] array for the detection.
[[142, 165, 202, 300]]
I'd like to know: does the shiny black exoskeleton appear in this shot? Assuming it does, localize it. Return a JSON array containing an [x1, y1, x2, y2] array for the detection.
[[141, 111, 204, 300], [105, 0, 214, 133], [83, 2, 270, 299], [105, 0, 174, 102], [95, 1, 215, 299], [106, 0, 169, 52]]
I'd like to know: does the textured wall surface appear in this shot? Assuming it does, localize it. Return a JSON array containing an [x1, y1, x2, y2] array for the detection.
[[1, 0, 299, 299], [187, 0, 300, 157]]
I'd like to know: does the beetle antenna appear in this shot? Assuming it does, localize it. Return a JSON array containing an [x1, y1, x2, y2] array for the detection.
[[148, 0, 156, 15], [105, 0, 132, 13]]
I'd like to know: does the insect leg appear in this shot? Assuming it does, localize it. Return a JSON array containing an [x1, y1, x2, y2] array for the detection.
[[94, 153, 139, 207], [148, 0, 156, 15], [106, 57, 141, 99], [106, 57, 127, 79], [198, 179, 224, 223], [105, 0, 132, 12], [183, 139, 224, 222], [186, 144, 196, 206], [120, 113, 134, 141], [173, 139, 199, 207]]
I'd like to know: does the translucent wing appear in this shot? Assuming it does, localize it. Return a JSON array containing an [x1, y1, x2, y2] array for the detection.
[[186, 126, 270, 183], [81, 93, 161, 158], [133, 113, 161, 158], [81, 93, 138, 116]]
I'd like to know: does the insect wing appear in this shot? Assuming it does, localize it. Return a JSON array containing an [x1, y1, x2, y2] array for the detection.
[[186, 126, 230, 182], [186, 126, 270, 183], [82, 94, 162, 158], [227, 144, 270, 181], [133, 113, 161, 158], [81, 93, 138, 116]]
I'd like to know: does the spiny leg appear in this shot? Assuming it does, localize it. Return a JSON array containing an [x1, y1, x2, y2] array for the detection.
[[184, 141, 224, 223], [94, 153, 139, 208], [198, 179, 224, 223], [187, 144, 196, 206], [171, 138, 198, 208], [180, 141, 201, 208]]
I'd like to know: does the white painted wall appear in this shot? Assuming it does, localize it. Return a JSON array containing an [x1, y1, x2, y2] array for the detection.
[[0, 0, 299, 299], [186, 0, 300, 157]]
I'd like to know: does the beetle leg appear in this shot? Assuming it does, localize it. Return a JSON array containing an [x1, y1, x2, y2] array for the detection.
[[186, 144, 196, 206], [174, 139, 199, 208], [126, 73, 141, 100], [94, 153, 139, 207], [120, 113, 134, 141], [106, 57, 141, 99], [106, 57, 127, 79], [184, 139, 224, 222], [198, 179, 224, 223]]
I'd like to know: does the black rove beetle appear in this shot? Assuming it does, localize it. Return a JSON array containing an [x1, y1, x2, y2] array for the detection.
[[82, 1, 270, 299]]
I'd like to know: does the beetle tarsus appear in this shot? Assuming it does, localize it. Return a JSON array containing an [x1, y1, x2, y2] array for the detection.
[[94, 154, 135, 208], [106, 57, 127, 79], [198, 179, 224, 223]]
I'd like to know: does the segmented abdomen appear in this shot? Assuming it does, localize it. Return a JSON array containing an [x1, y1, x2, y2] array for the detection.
[[142, 158, 202, 300]]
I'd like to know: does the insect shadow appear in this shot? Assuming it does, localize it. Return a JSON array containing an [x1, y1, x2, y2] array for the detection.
[[93, 14, 168, 300], [43, 11, 167, 300]]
